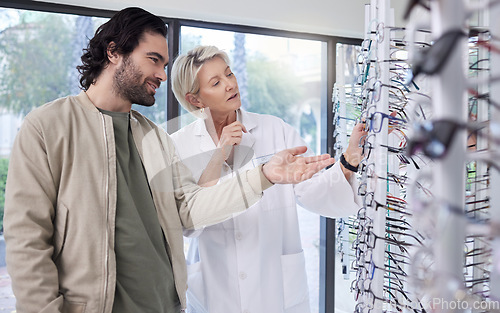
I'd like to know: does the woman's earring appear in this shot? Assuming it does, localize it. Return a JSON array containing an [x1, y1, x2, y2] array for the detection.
[[200, 107, 204, 114]]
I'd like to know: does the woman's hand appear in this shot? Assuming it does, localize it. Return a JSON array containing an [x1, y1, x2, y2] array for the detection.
[[344, 122, 368, 168], [198, 121, 247, 187], [262, 146, 335, 184], [344, 110, 398, 166], [338, 122, 368, 179], [217, 121, 247, 160]]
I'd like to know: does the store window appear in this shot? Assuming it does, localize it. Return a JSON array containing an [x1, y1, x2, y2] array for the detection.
[[0, 7, 169, 310], [179, 26, 327, 312], [0, 5, 343, 312]]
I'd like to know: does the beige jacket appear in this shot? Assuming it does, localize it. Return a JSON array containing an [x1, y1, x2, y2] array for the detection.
[[4, 92, 272, 313]]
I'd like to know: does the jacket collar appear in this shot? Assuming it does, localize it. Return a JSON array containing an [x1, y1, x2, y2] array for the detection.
[[77, 91, 142, 121], [193, 109, 257, 170], [77, 91, 100, 112]]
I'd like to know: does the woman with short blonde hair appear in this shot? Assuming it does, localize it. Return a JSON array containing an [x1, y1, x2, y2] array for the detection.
[[171, 45, 231, 117], [170, 45, 366, 313]]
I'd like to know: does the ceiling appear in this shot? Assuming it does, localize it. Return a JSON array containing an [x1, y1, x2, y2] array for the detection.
[[34, 0, 408, 39]]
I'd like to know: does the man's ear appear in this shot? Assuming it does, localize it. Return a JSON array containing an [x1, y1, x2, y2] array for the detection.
[[107, 42, 120, 65], [185, 94, 203, 109]]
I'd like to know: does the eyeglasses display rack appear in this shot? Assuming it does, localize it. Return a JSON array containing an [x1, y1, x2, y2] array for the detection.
[[333, 0, 500, 312], [490, 0, 500, 303]]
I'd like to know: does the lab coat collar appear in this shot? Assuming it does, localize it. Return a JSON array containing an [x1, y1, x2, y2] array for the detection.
[[235, 109, 257, 170], [192, 109, 257, 170]]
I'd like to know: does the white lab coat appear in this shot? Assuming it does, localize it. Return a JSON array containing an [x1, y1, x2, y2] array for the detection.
[[171, 109, 361, 313]]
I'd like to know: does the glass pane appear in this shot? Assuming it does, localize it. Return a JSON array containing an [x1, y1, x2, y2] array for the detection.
[[180, 26, 327, 313], [333, 42, 363, 313], [0, 7, 169, 310]]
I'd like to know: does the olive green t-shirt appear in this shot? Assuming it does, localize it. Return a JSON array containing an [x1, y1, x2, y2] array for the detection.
[[99, 109, 180, 313]]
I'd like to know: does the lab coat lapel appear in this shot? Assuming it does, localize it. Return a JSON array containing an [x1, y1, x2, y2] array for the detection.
[[233, 110, 257, 171], [193, 118, 217, 154]]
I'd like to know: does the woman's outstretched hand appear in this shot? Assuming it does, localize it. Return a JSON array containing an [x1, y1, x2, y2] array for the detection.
[[262, 146, 335, 184]]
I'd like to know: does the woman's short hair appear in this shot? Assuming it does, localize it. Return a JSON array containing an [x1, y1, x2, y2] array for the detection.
[[171, 45, 231, 117]]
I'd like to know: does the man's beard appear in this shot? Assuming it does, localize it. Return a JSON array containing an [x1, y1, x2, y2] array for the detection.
[[113, 55, 160, 107]]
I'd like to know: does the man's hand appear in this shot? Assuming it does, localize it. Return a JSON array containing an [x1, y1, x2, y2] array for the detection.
[[262, 146, 335, 184]]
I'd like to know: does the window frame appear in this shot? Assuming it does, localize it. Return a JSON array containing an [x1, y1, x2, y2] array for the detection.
[[0, 1, 362, 311]]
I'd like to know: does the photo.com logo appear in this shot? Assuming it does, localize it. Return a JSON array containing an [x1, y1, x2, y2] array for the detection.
[[369, 298, 500, 311], [429, 298, 500, 311]]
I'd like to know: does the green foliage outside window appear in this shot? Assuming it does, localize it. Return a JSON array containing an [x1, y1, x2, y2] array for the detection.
[[246, 54, 303, 127], [0, 158, 9, 233], [0, 9, 166, 125], [0, 10, 74, 116]]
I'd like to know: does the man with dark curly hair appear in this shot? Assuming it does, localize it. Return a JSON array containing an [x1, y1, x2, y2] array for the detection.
[[3, 7, 335, 313]]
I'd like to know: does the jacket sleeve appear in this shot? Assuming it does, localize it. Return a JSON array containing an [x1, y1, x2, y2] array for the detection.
[[4, 117, 63, 313], [280, 120, 362, 218], [163, 131, 273, 230]]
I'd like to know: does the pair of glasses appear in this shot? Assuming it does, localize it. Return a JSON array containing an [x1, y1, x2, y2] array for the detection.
[[414, 198, 498, 237], [359, 230, 414, 252], [473, 38, 500, 55], [465, 277, 491, 289], [408, 29, 466, 83], [358, 134, 375, 161], [334, 115, 357, 126], [403, 0, 431, 20], [364, 171, 412, 191], [386, 218, 426, 241], [356, 251, 409, 281], [469, 58, 490, 71], [363, 80, 410, 105], [365, 111, 408, 133], [385, 228, 425, 246], [406, 119, 494, 159], [363, 282, 417, 311], [360, 39, 373, 62], [363, 142, 422, 169], [361, 190, 410, 214], [350, 270, 373, 300], [468, 89, 500, 110], [465, 247, 492, 258]]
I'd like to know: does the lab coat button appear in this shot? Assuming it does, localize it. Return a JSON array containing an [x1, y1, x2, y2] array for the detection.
[[243, 310, 250, 313], [239, 272, 247, 280], [235, 232, 242, 240]]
